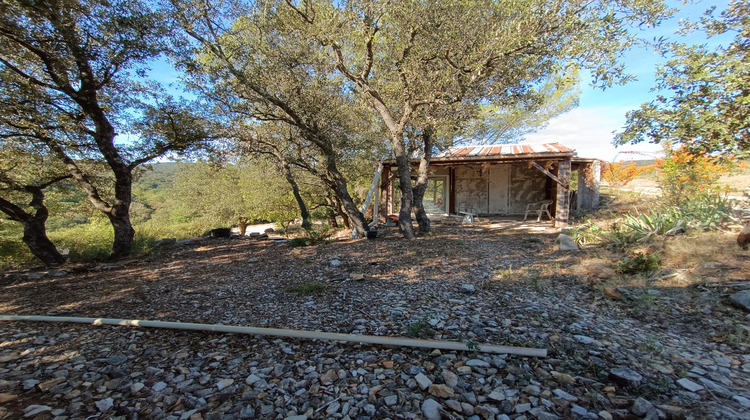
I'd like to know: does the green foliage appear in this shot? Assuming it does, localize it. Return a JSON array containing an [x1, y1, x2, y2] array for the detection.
[[571, 193, 732, 250], [0, 221, 33, 269], [462, 68, 581, 143], [616, 252, 661, 275], [403, 318, 434, 339], [164, 161, 303, 228], [678, 194, 732, 230], [287, 237, 311, 247], [288, 281, 327, 296], [616, 0, 750, 156]]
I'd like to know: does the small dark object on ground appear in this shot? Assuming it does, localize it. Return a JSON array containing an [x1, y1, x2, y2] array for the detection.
[[208, 228, 231, 238], [367, 230, 378, 239]]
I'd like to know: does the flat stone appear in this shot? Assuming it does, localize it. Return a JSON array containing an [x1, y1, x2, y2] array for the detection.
[[415, 372, 432, 390], [421, 398, 442, 420], [285, 416, 306, 420], [698, 377, 731, 396], [474, 405, 499, 419], [95, 398, 114, 412], [24, 405, 52, 417], [609, 367, 643, 388], [245, 374, 261, 385], [445, 399, 462, 412], [677, 378, 704, 392], [555, 234, 578, 251], [216, 378, 234, 391], [515, 402, 531, 413], [384, 395, 398, 406], [325, 401, 340, 415], [461, 284, 476, 293], [573, 335, 596, 344], [598, 410, 613, 420], [22, 379, 39, 390], [0, 394, 17, 403], [536, 412, 559, 420], [443, 371, 458, 388], [37, 377, 65, 392], [631, 397, 653, 416], [732, 395, 750, 408], [130, 383, 144, 393], [730, 291, 750, 311], [320, 369, 337, 385], [570, 405, 589, 417], [552, 371, 575, 384], [104, 355, 128, 365], [602, 287, 622, 300], [552, 389, 578, 401], [465, 359, 490, 368], [522, 384, 541, 396], [429, 384, 454, 398], [488, 390, 505, 401], [152, 381, 168, 392]]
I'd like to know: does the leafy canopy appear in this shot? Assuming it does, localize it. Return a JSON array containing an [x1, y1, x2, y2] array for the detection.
[[615, 0, 750, 156]]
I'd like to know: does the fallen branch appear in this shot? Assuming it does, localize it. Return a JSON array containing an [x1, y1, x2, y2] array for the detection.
[[0, 315, 547, 357]]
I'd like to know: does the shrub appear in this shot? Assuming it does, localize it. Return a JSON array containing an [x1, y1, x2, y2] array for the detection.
[[602, 161, 650, 188], [616, 251, 660, 275], [287, 237, 311, 247], [403, 318, 434, 338], [656, 145, 741, 204]]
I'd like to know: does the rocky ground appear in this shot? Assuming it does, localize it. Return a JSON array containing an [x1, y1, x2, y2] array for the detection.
[[1, 223, 749, 420]]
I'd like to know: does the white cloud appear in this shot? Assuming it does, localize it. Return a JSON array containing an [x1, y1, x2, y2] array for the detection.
[[521, 107, 664, 162]]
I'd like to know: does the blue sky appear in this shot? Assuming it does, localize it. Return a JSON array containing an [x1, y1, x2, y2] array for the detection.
[[523, 0, 732, 161]]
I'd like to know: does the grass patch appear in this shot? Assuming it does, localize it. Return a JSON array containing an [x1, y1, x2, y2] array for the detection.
[[288, 281, 327, 296], [403, 317, 434, 338]]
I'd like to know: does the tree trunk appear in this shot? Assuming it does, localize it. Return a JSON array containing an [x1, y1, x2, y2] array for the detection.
[[323, 155, 367, 237], [412, 126, 433, 234], [280, 161, 312, 230], [22, 217, 66, 266], [45, 108, 136, 259], [238, 217, 249, 235], [389, 129, 416, 239], [109, 169, 135, 259], [326, 208, 339, 227], [0, 189, 66, 266]]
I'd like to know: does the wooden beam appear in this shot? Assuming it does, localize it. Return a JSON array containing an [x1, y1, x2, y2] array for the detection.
[[0, 315, 548, 357], [531, 161, 568, 188]]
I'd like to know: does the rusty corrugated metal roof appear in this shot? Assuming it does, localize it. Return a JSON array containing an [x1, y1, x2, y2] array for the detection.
[[433, 143, 574, 159]]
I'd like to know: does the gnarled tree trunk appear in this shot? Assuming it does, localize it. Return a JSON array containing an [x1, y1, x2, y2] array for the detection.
[[412, 126, 433, 234], [0, 186, 66, 266]]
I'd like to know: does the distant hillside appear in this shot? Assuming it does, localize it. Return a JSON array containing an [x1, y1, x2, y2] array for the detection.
[[136, 162, 183, 190], [613, 159, 656, 167]]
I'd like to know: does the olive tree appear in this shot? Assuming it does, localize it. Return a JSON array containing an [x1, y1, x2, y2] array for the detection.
[[282, 0, 670, 238], [0, 0, 210, 258]]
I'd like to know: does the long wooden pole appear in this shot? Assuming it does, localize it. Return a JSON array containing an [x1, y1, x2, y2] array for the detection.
[[0, 315, 547, 357]]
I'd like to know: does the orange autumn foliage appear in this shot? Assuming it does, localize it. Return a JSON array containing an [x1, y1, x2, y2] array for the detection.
[[601, 161, 649, 188]]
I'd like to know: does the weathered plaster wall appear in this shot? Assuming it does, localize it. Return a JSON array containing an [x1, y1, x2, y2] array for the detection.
[[509, 163, 548, 214], [454, 166, 489, 214]]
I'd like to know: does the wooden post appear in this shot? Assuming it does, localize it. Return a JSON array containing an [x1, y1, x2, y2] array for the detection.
[[591, 160, 601, 210], [379, 166, 390, 223], [555, 160, 571, 227]]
